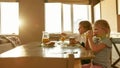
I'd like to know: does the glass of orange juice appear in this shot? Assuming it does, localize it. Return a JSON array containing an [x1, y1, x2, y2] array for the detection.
[[60, 36, 66, 42], [60, 35, 66, 45], [42, 38, 49, 43], [42, 31, 49, 44]]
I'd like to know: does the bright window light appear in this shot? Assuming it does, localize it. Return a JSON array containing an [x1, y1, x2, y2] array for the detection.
[[73, 4, 91, 33], [94, 3, 101, 21], [63, 4, 71, 32], [45, 3, 61, 33], [45, 3, 91, 33], [0, 2, 19, 35]]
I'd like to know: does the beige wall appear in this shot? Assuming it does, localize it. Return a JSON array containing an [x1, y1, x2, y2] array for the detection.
[[100, 0, 120, 62], [19, 0, 44, 44], [100, 0, 117, 32]]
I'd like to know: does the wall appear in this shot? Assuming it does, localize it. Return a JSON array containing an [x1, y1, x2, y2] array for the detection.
[[100, 0, 120, 62], [19, 0, 44, 44], [100, 0, 117, 32]]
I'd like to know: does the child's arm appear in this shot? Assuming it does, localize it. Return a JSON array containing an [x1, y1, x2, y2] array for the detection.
[[86, 30, 106, 53]]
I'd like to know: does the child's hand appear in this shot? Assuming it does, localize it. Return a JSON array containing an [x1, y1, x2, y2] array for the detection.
[[86, 30, 93, 39]]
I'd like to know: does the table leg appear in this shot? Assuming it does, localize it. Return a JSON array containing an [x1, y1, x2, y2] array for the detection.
[[74, 60, 81, 68]]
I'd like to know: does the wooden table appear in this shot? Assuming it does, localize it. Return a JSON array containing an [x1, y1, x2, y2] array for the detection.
[[0, 41, 94, 68]]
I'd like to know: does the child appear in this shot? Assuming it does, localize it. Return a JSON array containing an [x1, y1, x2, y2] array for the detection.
[[61, 20, 92, 64], [82, 19, 112, 68], [77, 20, 92, 47], [61, 20, 92, 47], [77, 21, 92, 64]]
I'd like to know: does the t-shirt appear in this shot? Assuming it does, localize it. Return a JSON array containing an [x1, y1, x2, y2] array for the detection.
[[76, 33, 86, 43], [93, 37, 112, 68], [76, 33, 86, 47]]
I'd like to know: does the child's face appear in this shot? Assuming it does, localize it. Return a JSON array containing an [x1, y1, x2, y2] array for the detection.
[[78, 24, 86, 34], [93, 25, 106, 37]]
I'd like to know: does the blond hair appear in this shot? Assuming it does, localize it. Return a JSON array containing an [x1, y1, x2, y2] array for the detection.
[[94, 19, 111, 37]]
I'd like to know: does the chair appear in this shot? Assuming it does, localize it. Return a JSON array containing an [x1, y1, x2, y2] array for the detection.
[[110, 38, 120, 68]]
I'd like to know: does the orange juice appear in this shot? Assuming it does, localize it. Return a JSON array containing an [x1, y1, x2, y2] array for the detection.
[[60, 36, 66, 42], [69, 37, 76, 45], [42, 38, 49, 43]]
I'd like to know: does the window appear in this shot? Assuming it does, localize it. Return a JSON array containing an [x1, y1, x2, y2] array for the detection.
[[45, 3, 91, 33], [94, 3, 101, 21], [63, 4, 71, 32], [45, 3, 61, 33], [0, 2, 19, 35]]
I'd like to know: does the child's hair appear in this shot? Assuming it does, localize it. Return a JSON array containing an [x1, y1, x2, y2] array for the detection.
[[94, 19, 111, 37], [79, 21, 92, 31]]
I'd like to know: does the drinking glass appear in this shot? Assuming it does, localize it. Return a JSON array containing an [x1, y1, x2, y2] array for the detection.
[[60, 35, 66, 45], [42, 31, 49, 44], [69, 37, 76, 45]]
